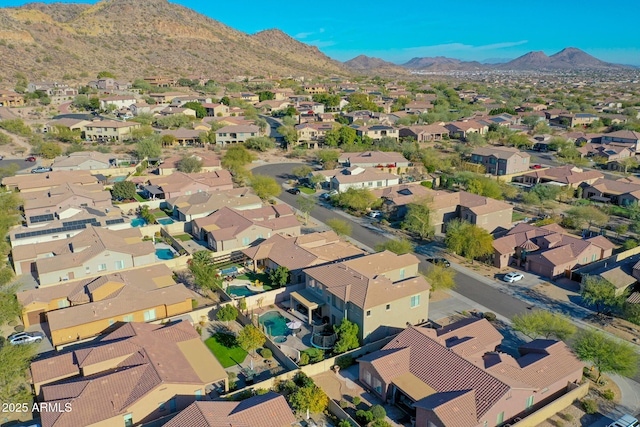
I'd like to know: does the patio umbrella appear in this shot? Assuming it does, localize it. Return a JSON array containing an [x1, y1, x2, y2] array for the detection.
[[286, 320, 302, 330]]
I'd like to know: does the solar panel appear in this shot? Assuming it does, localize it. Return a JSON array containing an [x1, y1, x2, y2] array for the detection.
[[62, 218, 99, 227], [14, 223, 88, 240], [29, 214, 55, 224], [105, 218, 125, 225]]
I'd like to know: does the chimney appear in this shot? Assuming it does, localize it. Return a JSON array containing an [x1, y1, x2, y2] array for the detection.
[[344, 284, 351, 303]]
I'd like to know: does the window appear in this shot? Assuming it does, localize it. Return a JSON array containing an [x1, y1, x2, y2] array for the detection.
[[526, 395, 534, 409], [123, 314, 134, 322], [123, 413, 133, 427], [97, 263, 107, 272], [242, 237, 250, 246], [257, 234, 263, 240], [591, 253, 597, 262], [366, 310, 371, 317], [399, 269, 405, 279], [85, 266, 91, 274], [373, 378, 382, 394], [377, 181, 382, 187], [582, 257, 587, 263], [58, 299, 70, 309], [114, 260, 125, 270], [497, 412, 504, 425], [410, 295, 420, 308], [386, 304, 391, 311], [144, 309, 156, 322], [195, 389, 202, 401], [363, 370, 371, 385]]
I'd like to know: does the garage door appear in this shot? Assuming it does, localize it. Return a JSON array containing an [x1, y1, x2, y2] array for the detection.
[[27, 309, 46, 326]]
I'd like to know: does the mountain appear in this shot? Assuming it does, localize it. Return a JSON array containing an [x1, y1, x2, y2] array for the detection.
[[0, 0, 348, 84], [343, 55, 408, 75], [402, 56, 486, 71], [481, 57, 512, 64], [498, 47, 628, 70]]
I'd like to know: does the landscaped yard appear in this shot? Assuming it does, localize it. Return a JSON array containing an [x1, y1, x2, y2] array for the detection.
[[512, 211, 527, 222], [152, 210, 168, 218], [205, 333, 248, 368], [236, 271, 273, 291], [298, 186, 316, 194], [174, 234, 193, 242], [133, 193, 146, 202]]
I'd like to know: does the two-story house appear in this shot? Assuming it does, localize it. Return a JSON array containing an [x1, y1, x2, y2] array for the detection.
[[214, 124, 261, 145], [83, 119, 141, 142], [470, 146, 530, 176]]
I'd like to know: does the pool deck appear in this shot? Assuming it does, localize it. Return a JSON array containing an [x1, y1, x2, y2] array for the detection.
[[254, 306, 312, 354]]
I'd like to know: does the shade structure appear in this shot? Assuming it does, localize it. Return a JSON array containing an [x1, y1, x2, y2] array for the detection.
[[519, 240, 540, 251], [286, 320, 302, 330]]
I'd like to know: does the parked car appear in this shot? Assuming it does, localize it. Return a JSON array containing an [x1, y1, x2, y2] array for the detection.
[[367, 210, 383, 218], [31, 166, 52, 174], [503, 272, 524, 283], [287, 187, 301, 195], [530, 164, 542, 169], [320, 193, 331, 200], [607, 415, 639, 427], [25, 156, 36, 162], [9, 331, 44, 346], [426, 258, 451, 268]]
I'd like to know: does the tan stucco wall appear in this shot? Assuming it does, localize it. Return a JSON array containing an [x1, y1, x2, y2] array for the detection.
[[362, 291, 429, 343]]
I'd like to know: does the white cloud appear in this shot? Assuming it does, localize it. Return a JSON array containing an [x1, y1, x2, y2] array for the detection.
[[306, 39, 336, 48], [295, 32, 313, 39]]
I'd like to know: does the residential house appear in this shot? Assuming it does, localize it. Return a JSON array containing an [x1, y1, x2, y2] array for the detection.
[[492, 223, 615, 278], [143, 76, 178, 87], [303, 84, 328, 94], [12, 226, 156, 285], [87, 78, 131, 91], [27, 81, 77, 100], [316, 167, 400, 193], [580, 178, 640, 205], [21, 182, 113, 226], [159, 128, 202, 146], [83, 119, 141, 142], [242, 231, 365, 285], [202, 102, 230, 117], [147, 91, 185, 103], [166, 188, 262, 222], [158, 106, 197, 118], [558, 113, 599, 127], [516, 165, 603, 188], [170, 95, 212, 106], [17, 264, 194, 345], [358, 317, 583, 427], [354, 125, 399, 141], [31, 321, 227, 427], [192, 205, 300, 251], [295, 123, 334, 147], [2, 170, 99, 193], [144, 170, 233, 199], [374, 184, 512, 234], [339, 151, 410, 169], [214, 124, 261, 145], [44, 118, 90, 134], [579, 262, 637, 297], [99, 95, 137, 110], [255, 99, 291, 113], [298, 251, 430, 342], [298, 101, 325, 115], [0, 89, 25, 107], [164, 392, 296, 427], [157, 152, 221, 175], [399, 124, 449, 142], [445, 120, 488, 139], [601, 130, 640, 152], [404, 101, 432, 115], [470, 146, 530, 176], [50, 151, 114, 171]]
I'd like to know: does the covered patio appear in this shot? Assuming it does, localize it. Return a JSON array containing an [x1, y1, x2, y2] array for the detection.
[[289, 288, 325, 325]]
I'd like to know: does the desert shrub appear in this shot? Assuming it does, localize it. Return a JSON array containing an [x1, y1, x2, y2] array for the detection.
[[601, 389, 615, 400], [261, 348, 272, 359], [336, 355, 355, 370], [370, 404, 386, 420], [340, 400, 348, 409], [581, 398, 598, 414], [483, 312, 497, 321], [559, 413, 574, 422], [352, 396, 361, 406], [356, 410, 374, 424]]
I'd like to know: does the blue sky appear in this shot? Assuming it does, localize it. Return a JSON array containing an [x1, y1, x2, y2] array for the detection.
[[5, 0, 640, 65]]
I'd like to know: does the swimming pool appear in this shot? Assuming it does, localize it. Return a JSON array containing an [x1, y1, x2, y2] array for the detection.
[[157, 218, 175, 225], [259, 311, 290, 338], [131, 218, 147, 227], [156, 249, 175, 260], [113, 176, 127, 182], [227, 285, 259, 298]]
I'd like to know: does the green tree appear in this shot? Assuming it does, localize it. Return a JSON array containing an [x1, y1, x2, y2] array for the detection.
[[618, 157, 639, 174], [615, 224, 629, 237], [277, 125, 298, 147], [0, 342, 37, 404], [0, 285, 21, 327], [402, 198, 434, 239], [222, 145, 256, 169], [135, 136, 162, 159], [244, 137, 275, 152], [111, 181, 137, 200], [375, 238, 414, 255], [36, 142, 62, 159], [257, 91, 275, 101], [512, 311, 577, 340], [297, 196, 315, 225], [333, 319, 360, 354], [289, 384, 329, 414], [445, 219, 494, 263], [131, 125, 155, 141], [326, 218, 352, 237], [574, 329, 639, 383], [216, 304, 239, 323], [250, 174, 281, 200], [333, 188, 378, 213], [370, 405, 386, 420], [581, 276, 619, 315], [177, 156, 203, 173], [565, 206, 609, 231], [237, 324, 266, 356], [189, 251, 222, 291], [292, 165, 314, 178], [183, 101, 206, 119], [424, 264, 456, 291], [268, 266, 290, 287], [97, 70, 117, 79]]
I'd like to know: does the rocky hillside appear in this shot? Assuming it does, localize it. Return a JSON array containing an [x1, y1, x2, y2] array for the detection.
[[343, 55, 408, 75], [0, 0, 349, 85], [497, 47, 628, 71], [402, 56, 486, 71]]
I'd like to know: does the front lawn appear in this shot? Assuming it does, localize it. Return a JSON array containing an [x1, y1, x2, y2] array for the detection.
[[205, 333, 248, 368], [512, 211, 527, 222], [298, 186, 316, 194]]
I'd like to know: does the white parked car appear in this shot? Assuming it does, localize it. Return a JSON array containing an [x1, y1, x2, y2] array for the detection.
[[608, 415, 639, 427], [367, 210, 383, 218], [9, 331, 44, 345], [503, 272, 524, 283]]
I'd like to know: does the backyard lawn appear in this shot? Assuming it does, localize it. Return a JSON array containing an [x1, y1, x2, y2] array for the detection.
[[205, 333, 248, 368], [236, 271, 273, 291], [152, 210, 168, 218], [133, 193, 146, 203], [174, 234, 193, 242], [512, 211, 527, 222]]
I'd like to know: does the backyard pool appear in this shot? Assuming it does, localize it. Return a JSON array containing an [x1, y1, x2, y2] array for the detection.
[[157, 218, 175, 225], [113, 176, 127, 182], [259, 311, 290, 338], [227, 285, 260, 298], [155, 248, 175, 260], [131, 218, 147, 227]]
